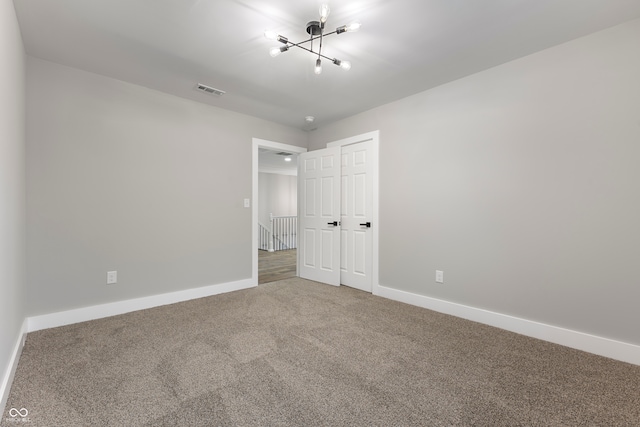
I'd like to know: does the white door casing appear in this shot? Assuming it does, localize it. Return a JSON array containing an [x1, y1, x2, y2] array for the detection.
[[298, 146, 341, 286]]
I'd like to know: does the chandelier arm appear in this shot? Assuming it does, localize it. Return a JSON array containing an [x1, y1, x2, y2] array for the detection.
[[281, 30, 339, 49], [318, 23, 324, 59], [289, 44, 336, 62]]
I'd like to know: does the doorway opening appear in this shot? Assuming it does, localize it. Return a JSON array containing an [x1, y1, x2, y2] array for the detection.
[[252, 139, 307, 285], [252, 131, 378, 293]]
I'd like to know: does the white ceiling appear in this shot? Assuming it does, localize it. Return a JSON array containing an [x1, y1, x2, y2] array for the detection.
[[14, 0, 640, 130], [258, 148, 298, 175]]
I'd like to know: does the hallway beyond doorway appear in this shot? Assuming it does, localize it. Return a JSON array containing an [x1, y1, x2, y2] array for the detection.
[[258, 249, 297, 284]]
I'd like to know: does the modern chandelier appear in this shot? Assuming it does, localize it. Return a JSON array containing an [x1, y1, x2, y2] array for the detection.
[[264, 4, 360, 75]]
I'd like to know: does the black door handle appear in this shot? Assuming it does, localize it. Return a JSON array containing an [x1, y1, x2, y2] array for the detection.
[[360, 222, 371, 228], [327, 221, 338, 226]]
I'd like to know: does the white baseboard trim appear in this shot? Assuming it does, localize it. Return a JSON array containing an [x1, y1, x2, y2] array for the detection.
[[1, 318, 28, 415], [27, 278, 256, 332], [374, 284, 640, 366]]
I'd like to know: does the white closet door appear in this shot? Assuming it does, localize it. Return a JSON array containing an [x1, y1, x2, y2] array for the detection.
[[298, 146, 341, 286], [340, 141, 373, 292]]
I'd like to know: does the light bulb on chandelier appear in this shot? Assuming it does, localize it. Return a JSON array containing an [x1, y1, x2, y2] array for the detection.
[[264, 4, 359, 75], [269, 46, 289, 57], [319, 4, 330, 23], [337, 21, 361, 34], [332, 58, 351, 71]]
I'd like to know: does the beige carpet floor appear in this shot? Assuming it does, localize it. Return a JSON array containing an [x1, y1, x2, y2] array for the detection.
[[3, 278, 639, 426]]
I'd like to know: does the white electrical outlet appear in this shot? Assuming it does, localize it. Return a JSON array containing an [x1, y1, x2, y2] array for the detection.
[[107, 270, 118, 285], [243, 198, 250, 208], [435, 270, 444, 284]]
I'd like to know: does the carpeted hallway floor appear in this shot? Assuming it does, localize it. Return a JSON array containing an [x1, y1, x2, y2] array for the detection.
[[3, 278, 639, 426]]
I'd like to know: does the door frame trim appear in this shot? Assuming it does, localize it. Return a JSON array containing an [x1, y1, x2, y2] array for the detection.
[[252, 138, 307, 284], [326, 130, 380, 294]]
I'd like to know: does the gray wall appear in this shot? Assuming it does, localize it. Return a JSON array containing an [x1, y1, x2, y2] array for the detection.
[[309, 19, 640, 345], [258, 172, 297, 226], [0, 0, 26, 397], [26, 57, 306, 316]]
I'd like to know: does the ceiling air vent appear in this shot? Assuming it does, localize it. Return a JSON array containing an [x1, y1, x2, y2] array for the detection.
[[276, 152, 293, 156], [195, 83, 225, 96]]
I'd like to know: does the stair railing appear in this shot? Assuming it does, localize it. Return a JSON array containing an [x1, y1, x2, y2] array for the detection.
[[258, 214, 297, 252]]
